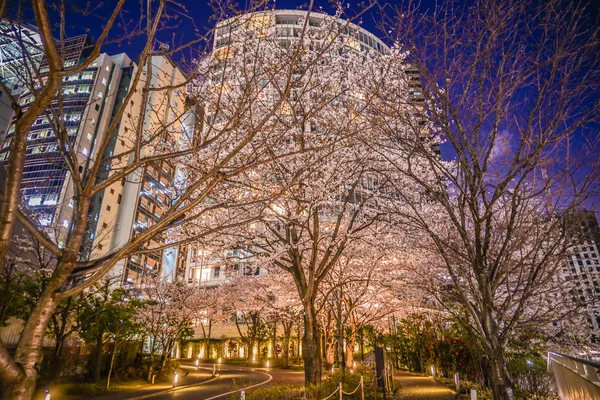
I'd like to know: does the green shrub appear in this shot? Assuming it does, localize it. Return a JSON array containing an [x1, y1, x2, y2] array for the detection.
[[236, 370, 385, 400]]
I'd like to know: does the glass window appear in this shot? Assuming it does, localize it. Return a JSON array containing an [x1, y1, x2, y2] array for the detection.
[[28, 196, 42, 206]]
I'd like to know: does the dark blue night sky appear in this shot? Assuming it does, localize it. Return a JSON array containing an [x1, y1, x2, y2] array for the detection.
[[53, 0, 436, 61]]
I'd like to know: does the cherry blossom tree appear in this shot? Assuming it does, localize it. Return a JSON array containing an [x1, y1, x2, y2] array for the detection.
[[0, 1, 356, 397], [187, 283, 231, 361], [135, 276, 196, 379], [368, 0, 600, 398]]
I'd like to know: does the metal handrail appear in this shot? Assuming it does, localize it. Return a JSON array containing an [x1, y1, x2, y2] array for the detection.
[[549, 352, 600, 369]]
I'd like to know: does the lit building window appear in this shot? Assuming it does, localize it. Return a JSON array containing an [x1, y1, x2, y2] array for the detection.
[[28, 196, 42, 206], [44, 195, 58, 205]]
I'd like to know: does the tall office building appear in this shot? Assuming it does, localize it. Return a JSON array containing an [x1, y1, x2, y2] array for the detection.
[[0, 22, 191, 286], [91, 54, 191, 288], [0, 22, 44, 137], [0, 34, 102, 241]]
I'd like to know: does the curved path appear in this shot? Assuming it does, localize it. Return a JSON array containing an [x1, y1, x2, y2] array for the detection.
[[130, 362, 273, 400], [395, 372, 455, 400]]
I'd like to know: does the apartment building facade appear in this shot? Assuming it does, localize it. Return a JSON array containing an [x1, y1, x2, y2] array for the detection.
[[564, 210, 600, 342], [184, 9, 426, 291]]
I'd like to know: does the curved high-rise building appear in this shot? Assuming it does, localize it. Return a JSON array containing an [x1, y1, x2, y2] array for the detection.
[[213, 9, 389, 54], [185, 9, 393, 286]]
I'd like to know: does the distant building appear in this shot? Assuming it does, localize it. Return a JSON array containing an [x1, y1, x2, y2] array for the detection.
[[563, 210, 600, 342]]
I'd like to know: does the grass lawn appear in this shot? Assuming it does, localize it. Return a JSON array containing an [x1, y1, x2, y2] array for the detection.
[[36, 378, 153, 400]]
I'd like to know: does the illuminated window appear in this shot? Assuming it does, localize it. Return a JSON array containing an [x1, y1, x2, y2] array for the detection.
[[28, 196, 42, 206]]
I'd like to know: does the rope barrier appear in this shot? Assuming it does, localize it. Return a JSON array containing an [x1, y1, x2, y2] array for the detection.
[[320, 385, 339, 400], [364, 373, 377, 390], [341, 379, 362, 395]]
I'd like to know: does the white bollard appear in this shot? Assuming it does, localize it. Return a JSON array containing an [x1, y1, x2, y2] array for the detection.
[[455, 372, 460, 392], [44, 389, 50, 400], [213, 364, 217, 376], [173, 371, 179, 387], [195, 359, 199, 367], [241, 390, 246, 400], [471, 388, 477, 400]]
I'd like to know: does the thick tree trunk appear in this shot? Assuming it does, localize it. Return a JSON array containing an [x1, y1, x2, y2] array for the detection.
[[272, 321, 277, 359], [302, 301, 322, 385], [147, 339, 157, 382], [482, 308, 514, 400], [282, 325, 291, 368], [324, 313, 334, 367], [345, 335, 355, 369], [488, 346, 514, 400], [3, 262, 76, 399]]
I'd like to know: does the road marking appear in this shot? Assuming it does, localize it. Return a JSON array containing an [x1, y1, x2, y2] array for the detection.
[[202, 369, 273, 400]]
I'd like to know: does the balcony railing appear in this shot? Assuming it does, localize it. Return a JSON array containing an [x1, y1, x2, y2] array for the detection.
[[548, 351, 600, 399]]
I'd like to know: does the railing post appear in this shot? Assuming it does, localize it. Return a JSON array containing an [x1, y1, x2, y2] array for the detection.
[[361, 376, 365, 400], [339, 382, 343, 400]]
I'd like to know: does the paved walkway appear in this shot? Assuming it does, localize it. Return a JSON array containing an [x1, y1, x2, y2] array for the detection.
[[62, 362, 303, 400], [86, 365, 215, 400], [395, 372, 455, 400]]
